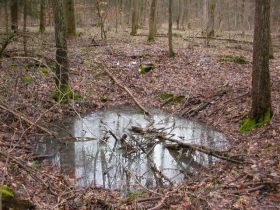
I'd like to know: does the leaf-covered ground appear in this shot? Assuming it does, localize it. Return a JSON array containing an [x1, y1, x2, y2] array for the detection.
[[0, 29, 279, 209]]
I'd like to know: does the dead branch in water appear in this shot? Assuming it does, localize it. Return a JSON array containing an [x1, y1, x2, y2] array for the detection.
[[102, 65, 151, 116], [131, 137, 174, 186], [130, 126, 244, 164]]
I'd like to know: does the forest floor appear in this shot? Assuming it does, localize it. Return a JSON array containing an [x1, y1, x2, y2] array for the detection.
[[0, 28, 280, 209]]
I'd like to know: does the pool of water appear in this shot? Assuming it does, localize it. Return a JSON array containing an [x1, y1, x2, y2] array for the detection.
[[36, 106, 227, 193]]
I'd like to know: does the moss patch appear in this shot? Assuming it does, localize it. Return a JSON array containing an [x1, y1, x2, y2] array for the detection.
[[52, 86, 81, 102], [240, 110, 272, 133], [39, 67, 50, 75], [0, 185, 14, 199], [217, 55, 247, 64], [128, 190, 145, 199], [139, 63, 155, 74], [100, 95, 108, 103], [23, 75, 34, 84], [159, 91, 185, 104]]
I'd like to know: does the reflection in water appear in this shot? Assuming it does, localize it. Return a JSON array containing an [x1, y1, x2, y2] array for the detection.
[[37, 107, 227, 193]]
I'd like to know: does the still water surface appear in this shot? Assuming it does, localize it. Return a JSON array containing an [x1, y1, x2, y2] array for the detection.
[[37, 107, 227, 193]]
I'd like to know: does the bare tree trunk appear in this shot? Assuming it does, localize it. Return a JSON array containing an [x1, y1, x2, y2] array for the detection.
[[115, 0, 119, 32], [251, 0, 272, 122], [63, 0, 76, 37], [4, 0, 9, 33], [23, 0, 28, 55], [130, 0, 138, 35], [203, 0, 216, 46], [95, 0, 107, 40], [40, 0, 46, 33], [10, 0, 18, 33], [181, 0, 189, 30], [52, 0, 70, 92], [176, 0, 182, 30], [240, 0, 245, 35], [148, 0, 157, 42], [269, 29, 274, 59], [168, 0, 175, 57]]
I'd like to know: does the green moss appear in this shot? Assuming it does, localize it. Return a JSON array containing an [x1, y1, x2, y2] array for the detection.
[[100, 95, 108, 103], [240, 117, 257, 133], [52, 86, 81, 102], [240, 110, 272, 133], [139, 63, 155, 74], [30, 160, 40, 169], [159, 91, 185, 103], [128, 190, 145, 199], [39, 67, 49, 74], [217, 55, 247, 64], [23, 75, 34, 84], [0, 185, 14, 199], [159, 92, 174, 100]]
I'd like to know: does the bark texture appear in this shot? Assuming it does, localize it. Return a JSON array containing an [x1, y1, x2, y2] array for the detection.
[[251, 0, 272, 121], [203, 0, 216, 37], [10, 0, 18, 32], [168, 0, 175, 57], [130, 0, 139, 35], [52, 0, 70, 91], [63, 0, 76, 36], [148, 0, 157, 42], [40, 0, 46, 33]]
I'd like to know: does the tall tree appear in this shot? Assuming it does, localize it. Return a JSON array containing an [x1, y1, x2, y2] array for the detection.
[[40, 0, 46, 33], [168, 0, 175, 57], [52, 0, 70, 95], [4, 0, 9, 33], [63, 0, 76, 37], [130, 0, 139, 35], [241, 0, 272, 132], [10, 0, 18, 32], [203, 0, 216, 38], [23, 0, 28, 55], [148, 0, 157, 42]]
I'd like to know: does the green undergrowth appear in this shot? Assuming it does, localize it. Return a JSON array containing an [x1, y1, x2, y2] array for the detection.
[[240, 110, 272, 133], [217, 55, 247, 64], [1, 185, 35, 209], [159, 91, 185, 105], [128, 190, 145, 199], [0, 185, 14, 199], [139, 63, 155, 74], [23, 75, 34, 84], [52, 86, 81, 102]]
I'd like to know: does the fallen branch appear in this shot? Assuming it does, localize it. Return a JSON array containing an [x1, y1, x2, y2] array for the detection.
[[131, 137, 174, 186], [184, 36, 253, 44], [0, 142, 31, 151], [130, 126, 244, 164], [0, 33, 16, 57], [0, 103, 57, 138], [0, 151, 58, 196], [102, 65, 151, 116], [134, 33, 168, 38], [181, 85, 230, 117]]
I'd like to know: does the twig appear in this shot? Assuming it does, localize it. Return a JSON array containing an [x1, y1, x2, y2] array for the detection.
[[148, 191, 171, 210], [0, 151, 58, 196], [181, 86, 229, 117], [0, 103, 57, 138], [101, 65, 151, 116]]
